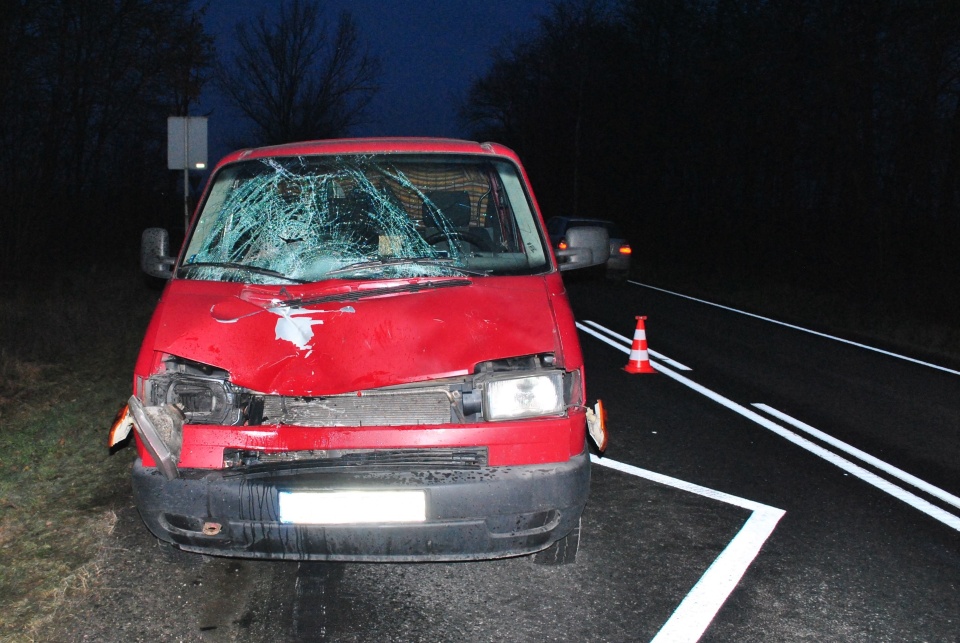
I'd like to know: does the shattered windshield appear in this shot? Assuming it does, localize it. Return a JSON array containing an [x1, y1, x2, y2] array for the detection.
[[180, 154, 549, 284]]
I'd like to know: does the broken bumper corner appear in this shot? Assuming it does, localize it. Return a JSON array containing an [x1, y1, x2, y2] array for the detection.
[[127, 395, 184, 480]]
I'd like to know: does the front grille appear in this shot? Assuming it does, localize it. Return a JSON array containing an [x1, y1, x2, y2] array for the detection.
[[223, 447, 488, 472], [261, 387, 453, 427]]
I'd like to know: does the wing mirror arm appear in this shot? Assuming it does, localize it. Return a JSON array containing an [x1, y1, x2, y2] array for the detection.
[[555, 225, 610, 271], [557, 247, 594, 271]]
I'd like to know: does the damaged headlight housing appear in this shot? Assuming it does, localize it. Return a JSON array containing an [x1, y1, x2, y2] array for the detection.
[[483, 371, 565, 421], [144, 360, 245, 425]]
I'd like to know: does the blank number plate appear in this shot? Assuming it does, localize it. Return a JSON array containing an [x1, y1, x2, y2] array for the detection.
[[278, 490, 426, 524]]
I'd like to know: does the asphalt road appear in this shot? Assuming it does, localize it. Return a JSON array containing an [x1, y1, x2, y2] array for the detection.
[[567, 278, 960, 641], [47, 278, 960, 642]]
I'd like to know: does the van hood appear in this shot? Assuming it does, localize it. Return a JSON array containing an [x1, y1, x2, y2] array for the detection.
[[151, 278, 560, 395]]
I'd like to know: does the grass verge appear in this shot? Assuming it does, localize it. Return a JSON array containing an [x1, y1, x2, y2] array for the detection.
[[0, 266, 157, 640]]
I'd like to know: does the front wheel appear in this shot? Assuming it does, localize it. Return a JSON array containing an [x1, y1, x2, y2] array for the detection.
[[532, 516, 581, 565]]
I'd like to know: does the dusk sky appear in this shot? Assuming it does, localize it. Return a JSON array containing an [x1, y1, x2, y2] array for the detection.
[[198, 0, 553, 161]]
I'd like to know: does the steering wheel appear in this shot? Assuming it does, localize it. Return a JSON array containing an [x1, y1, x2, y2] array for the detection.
[[424, 229, 494, 252]]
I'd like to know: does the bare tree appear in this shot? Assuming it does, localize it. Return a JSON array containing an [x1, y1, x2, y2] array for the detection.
[[461, 0, 621, 219], [218, 0, 381, 145]]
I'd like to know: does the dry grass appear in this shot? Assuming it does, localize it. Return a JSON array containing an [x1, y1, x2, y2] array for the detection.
[[0, 265, 156, 639]]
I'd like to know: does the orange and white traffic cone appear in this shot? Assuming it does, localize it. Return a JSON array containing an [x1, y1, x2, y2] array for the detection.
[[624, 316, 657, 374]]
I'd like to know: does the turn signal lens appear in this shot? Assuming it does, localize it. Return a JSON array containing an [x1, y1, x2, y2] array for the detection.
[[619, 244, 632, 255]]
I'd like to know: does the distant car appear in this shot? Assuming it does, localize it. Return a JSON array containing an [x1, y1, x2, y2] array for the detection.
[[547, 217, 632, 279]]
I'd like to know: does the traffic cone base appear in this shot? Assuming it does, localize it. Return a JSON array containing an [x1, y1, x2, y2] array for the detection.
[[624, 316, 657, 374]]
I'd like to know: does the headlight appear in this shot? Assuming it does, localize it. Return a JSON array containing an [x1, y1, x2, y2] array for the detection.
[[483, 372, 565, 421]]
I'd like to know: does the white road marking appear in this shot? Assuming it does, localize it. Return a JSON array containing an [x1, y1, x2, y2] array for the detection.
[[752, 403, 960, 511], [575, 320, 688, 372], [581, 319, 960, 533], [630, 281, 960, 377], [576, 321, 637, 355], [581, 316, 960, 638], [580, 319, 692, 370], [592, 456, 785, 643]]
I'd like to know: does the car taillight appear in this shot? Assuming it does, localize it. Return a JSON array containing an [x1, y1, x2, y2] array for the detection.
[[618, 243, 632, 255], [558, 238, 568, 250]]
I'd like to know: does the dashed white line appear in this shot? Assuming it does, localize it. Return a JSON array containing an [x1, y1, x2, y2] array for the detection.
[[592, 456, 785, 643]]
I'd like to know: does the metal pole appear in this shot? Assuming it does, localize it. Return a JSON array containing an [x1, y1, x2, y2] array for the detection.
[[183, 119, 190, 231]]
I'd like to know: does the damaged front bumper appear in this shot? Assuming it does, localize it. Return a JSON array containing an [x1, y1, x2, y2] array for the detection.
[[131, 448, 590, 561], [117, 396, 184, 480]]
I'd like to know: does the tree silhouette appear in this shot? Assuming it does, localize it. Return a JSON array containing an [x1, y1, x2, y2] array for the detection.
[[217, 0, 381, 146], [0, 0, 213, 273], [464, 0, 960, 326]]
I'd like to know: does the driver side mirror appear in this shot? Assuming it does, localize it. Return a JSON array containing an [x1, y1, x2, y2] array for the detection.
[[556, 226, 610, 271], [141, 228, 176, 279]]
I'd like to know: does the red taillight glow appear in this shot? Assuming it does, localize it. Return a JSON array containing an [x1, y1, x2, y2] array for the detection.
[[619, 244, 632, 255]]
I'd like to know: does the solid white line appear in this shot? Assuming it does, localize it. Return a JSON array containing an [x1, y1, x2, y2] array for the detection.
[[591, 456, 776, 513], [582, 319, 960, 532], [652, 509, 784, 643], [650, 361, 960, 532], [591, 456, 785, 643], [576, 322, 634, 355], [580, 319, 692, 370], [630, 281, 960, 377], [583, 319, 960, 640], [752, 403, 960, 511]]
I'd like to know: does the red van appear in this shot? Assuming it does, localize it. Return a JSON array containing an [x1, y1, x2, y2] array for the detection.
[[112, 138, 607, 562]]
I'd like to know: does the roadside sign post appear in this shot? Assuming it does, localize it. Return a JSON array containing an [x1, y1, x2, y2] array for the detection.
[[167, 117, 208, 231]]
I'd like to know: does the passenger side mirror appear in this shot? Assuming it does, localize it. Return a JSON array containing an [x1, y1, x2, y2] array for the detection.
[[556, 225, 610, 271], [141, 228, 175, 279]]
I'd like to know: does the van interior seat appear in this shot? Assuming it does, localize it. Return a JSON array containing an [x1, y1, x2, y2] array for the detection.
[[423, 190, 472, 229]]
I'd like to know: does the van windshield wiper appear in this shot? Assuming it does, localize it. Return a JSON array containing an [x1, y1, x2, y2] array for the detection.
[[180, 261, 308, 283], [323, 257, 489, 278]]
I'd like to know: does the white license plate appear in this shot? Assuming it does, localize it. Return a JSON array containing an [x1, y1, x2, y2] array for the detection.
[[278, 490, 426, 525]]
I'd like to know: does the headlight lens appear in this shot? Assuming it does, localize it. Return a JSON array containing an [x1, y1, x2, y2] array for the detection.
[[483, 372, 565, 421]]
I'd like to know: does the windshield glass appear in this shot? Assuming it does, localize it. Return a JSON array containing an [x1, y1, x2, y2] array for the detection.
[[180, 154, 549, 284]]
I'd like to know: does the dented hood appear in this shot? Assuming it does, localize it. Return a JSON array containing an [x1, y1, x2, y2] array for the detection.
[[150, 277, 560, 395]]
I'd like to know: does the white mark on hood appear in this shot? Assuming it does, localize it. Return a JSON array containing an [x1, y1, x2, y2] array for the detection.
[[210, 305, 259, 324], [269, 305, 355, 351]]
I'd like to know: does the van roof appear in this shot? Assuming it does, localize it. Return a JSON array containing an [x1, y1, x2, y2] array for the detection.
[[217, 138, 519, 168]]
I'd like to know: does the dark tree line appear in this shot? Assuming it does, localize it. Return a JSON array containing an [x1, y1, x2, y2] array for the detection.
[[6, 0, 956, 328], [464, 0, 960, 324], [0, 1, 214, 275]]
